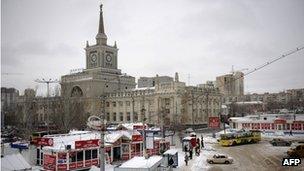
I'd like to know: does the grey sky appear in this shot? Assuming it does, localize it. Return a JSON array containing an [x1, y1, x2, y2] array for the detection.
[[2, 0, 304, 96]]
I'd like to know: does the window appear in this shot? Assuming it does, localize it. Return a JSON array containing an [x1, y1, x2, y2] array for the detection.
[[126, 101, 130, 106], [119, 101, 123, 107], [127, 112, 131, 121], [85, 150, 92, 160], [106, 113, 110, 121], [120, 112, 124, 121], [92, 149, 98, 159], [69, 152, 76, 163], [134, 112, 138, 121], [113, 113, 117, 121], [106, 102, 110, 107], [77, 151, 83, 161], [112, 102, 116, 107]]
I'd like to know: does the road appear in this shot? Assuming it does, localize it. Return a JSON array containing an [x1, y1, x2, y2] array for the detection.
[[207, 140, 303, 171]]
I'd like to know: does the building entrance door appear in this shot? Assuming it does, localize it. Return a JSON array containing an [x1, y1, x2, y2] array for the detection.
[[113, 147, 121, 161]]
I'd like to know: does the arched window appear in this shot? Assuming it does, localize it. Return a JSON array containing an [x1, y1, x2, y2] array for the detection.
[[71, 86, 83, 97]]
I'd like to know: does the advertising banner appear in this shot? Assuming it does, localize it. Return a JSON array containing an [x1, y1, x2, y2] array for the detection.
[[75, 139, 99, 149], [209, 117, 220, 128], [43, 154, 56, 171], [35, 138, 54, 146]]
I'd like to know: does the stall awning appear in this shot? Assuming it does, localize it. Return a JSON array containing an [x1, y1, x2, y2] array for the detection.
[[1, 153, 31, 171]]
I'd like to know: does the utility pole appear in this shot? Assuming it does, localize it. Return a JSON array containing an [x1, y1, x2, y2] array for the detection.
[[141, 92, 147, 158], [99, 95, 106, 171]]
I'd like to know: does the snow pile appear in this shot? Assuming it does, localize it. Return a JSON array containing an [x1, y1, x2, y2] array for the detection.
[[203, 136, 218, 144]]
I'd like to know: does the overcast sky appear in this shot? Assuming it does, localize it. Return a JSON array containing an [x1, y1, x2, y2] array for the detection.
[[2, 0, 304, 96]]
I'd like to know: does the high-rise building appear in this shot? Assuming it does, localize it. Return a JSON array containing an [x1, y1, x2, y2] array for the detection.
[[216, 71, 244, 96]]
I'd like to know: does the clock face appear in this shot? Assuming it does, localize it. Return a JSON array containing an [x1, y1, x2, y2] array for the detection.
[[105, 54, 112, 62], [90, 53, 97, 62]]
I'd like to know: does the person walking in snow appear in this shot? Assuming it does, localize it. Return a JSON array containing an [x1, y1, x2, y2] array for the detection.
[[195, 146, 200, 156], [201, 138, 204, 149], [184, 154, 189, 166], [184, 144, 188, 152], [189, 148, 193, 159]]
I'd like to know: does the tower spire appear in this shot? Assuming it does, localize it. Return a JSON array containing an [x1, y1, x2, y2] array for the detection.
[[96, 3, 107, 45]]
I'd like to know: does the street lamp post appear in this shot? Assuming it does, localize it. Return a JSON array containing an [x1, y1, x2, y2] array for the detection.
[[99, 95, 106, 171], [87, 113, 106, 171]]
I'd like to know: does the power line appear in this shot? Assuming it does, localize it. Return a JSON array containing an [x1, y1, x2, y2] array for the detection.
[[185, 45, 304, 104]]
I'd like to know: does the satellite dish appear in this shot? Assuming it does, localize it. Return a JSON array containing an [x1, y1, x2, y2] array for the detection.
[[87, 115, 107, 131]]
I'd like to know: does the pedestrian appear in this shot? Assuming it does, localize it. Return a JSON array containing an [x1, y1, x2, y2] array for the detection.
[[290, 130, 293, 136], [184, 154, 189, 166], [201, 138, 204, 149], [169, 157, 174, 167], [189, 148, 193, 159], [184, 144, 188, 152], [195, 146, 200, 156]]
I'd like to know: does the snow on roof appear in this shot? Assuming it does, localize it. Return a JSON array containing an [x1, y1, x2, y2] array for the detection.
[[1, 153, 31, 171], [43, 131, 100, 151], [229, 113, 304, 123], [43, 130, 139, 151], [163, 149, 178, 155], [119, 156, 163, 168], [105, 130, 134, 143]]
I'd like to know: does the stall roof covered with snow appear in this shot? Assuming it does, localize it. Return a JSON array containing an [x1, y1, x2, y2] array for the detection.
[[114, 156, 164, 171], [229, 113, 304, 123], [41, 130, 142, 152]]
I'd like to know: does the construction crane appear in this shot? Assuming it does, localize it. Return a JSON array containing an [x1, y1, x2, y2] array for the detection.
[[35, 78, 59, 97]]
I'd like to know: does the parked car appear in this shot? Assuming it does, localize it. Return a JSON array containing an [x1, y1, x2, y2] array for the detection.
[[207, 154, 233, 164], [270, 138, 291, 146], [287, 144, 304, 158]]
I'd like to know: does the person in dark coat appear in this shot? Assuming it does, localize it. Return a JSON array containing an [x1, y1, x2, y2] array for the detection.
[[195, 146, 200, 156], [169, 157, 174, 167], [184, 154, 189, 166], [201, 138, 204, 149], [189, 148, 193, 159], [184, 145, 188, 152]]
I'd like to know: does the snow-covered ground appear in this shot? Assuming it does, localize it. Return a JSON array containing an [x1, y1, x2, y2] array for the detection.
[[171, 134, 219, 171], [191, 136, 218, 171]]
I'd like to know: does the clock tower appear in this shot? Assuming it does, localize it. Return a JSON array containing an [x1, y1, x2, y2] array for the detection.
[[85, 4, 118, 71], [61, 3, 136, 107]]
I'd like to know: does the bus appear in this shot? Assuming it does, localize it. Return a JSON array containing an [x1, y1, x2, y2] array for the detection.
[[219, 130, 261, 146]]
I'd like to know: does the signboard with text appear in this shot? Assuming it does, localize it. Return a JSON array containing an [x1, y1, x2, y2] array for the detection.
[[132, 134, 143, 142], [209, 117, 220, 128], [75, 139, 99, 149], [35, 137, 54, 146], [43, 154, 56, 171]]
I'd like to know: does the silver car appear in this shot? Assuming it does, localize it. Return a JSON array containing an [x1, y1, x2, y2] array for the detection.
[[207, 154, 233, 164]]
